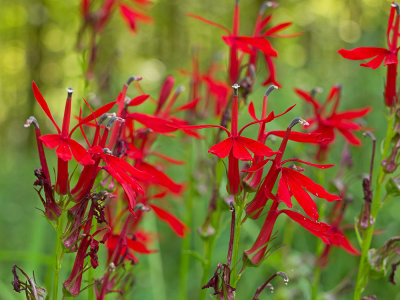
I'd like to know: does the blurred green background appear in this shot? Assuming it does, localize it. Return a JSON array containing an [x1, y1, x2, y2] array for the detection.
[[1, 0, 400, 299]]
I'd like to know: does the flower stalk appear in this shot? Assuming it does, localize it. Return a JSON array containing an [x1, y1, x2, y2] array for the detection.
[[53, 202, 65, 300], [353, 113, 395, 299], [230, 194, 245, 288]]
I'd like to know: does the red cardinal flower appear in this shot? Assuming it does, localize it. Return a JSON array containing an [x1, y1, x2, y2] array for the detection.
[[32, 82, 97, 194], [150, 204, 188, 237], [188, 2, 298, 86], [24, 117, 62, 219], [294, 85, 371, 161], [338, 3, 400, 106], [185, 84, 277, 194], [245, 117, 330, 220], [32, 83, 95, 165], [188, 2, 277, 84], [242, 119, 356, 265], [245, 208, 358, 265], [248, 2, 300, 87]]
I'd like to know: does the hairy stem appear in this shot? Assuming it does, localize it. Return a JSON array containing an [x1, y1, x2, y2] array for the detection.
[[353, 114, 394, 299], [312, 170, 326, 300], [179, 140, 197, 300], [231, 193, 245, 287], [53, 205, 65, 300]]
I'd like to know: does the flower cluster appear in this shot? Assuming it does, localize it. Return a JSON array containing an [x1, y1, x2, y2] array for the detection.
[[16, 0, 386, 298], [339, 3, 400, 107], [77, 0, 152, 78], [25, 75, 199, 297]]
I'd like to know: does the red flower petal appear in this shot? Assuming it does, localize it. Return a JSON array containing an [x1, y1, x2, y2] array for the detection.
[[186, 13, 231, 34], [71, 101, 116, 135], [119, 4, 151, 32], [360, 54, 386, 69], [263, 22, 292, 36], [281, 210, 330, 243], [326, 85, 341, 103], [121, 182, 137, 213], [152, 152, 185, 165], [32, 81, 61, 133], [281, 210, 360, 255], [150, 204, 188, 237], [294, 88, 320, 110], [284, 171, 319, 220], [248, 102, 258, 121], [208, 138, 233, 159], [283, 168, 340, 202], [274, 104, 296, 119], [331, 107, 371, 120], [268, 131, 322, 143], [237, 136, 277, 157], [337, 128, 362, 146], [223, 36, 278, 57], [127, 239, 155, 254], [262, 55, 282, 87], [277, 175, 292, 208], [128, 113, 177, 133], [68, 139, 94, 165], [157, 76, 175, 112], [242, 159, 273, 173], [56, 141, 73, 161], [244, 202, 280, 264], [128, 94, 150, 106], [281, 159, 335, 169], [137, 162, 183, 194], [232, 139, 253, 161], [40, 134, 61, 149], [174, 97, 200, 112], [338, 47, 388, 60]]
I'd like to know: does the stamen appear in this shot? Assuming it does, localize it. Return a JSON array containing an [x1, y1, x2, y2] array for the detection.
[[176, 85, 185, 94], [98, 113, 116, 125], [289, 117, 308, 128], [232, 83, 240, 96], [259, 1, 279, 15], [24, 116, 39, 129], [106, 116, 125, 129], [66, 87, 74, 98], [103, 148, 113, 155], [126, 75, 143, 85], [265, 85, 278, 97], [392, 2, 400, 15]]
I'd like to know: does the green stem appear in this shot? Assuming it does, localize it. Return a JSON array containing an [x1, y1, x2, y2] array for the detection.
[[312, 170, 326, 300], [199, 198, 222, 300], [199, 240, 212, 300], [87, 267, 94, 300], [231, 194, 245, 288], [53, 212, 65, 300], [179, 140, 196, 300], [353, 115, 394, 300], [146, 213, 167, 300]]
